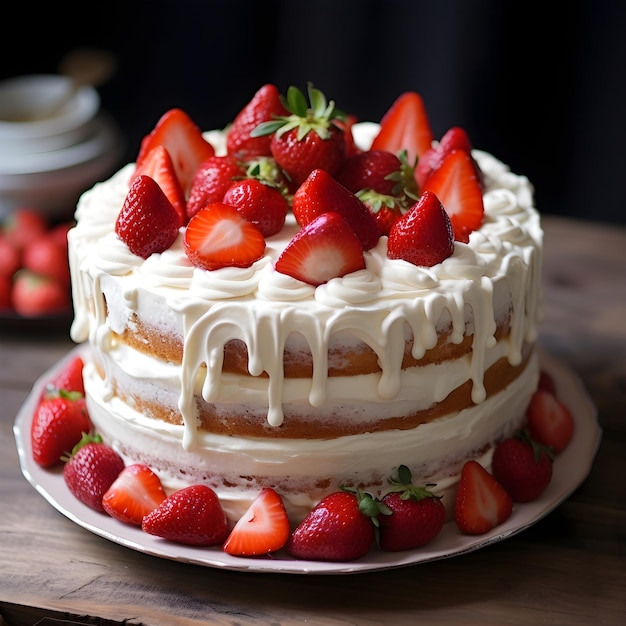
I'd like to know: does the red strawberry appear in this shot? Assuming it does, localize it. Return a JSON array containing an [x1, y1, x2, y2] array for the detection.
[[63, 434, 125, 512], [292, 168, 380, 250], [0, 274, 11, 309], [333, 113, 360, 158], [371, 91, 434, 165], [185, 155, 246, 220], [336, 149, 406, 195], [455, 460, 513, 535], [142, 484, 229, 547], [134, 108, 215, 195], [30, 390, 91, 468], [11, 269, 70, 316], [286, 490, 377, 561], [416, 126, 484, 189], [48, 221, 74, 251], [2, 207, 48, 251], [526, 388, 575, 454], [421, 149, 484, 243], [491, 430, 553, 503], [537, 370, 557, 394], [132, 145, 187, 226], [44, 354, 85, 397], [115, 175, 181, 259], [102, 463, 167, 526], [252, 83, 347, 187], [222, 178, 288, 237], [387, 190, 454, 267], [226, 84, 289, 160], [274, 212, 365, 286], [183, 202, 266, 271], [222, 487, 291, 556], [21, 233, 69, 285], [0, 234, 21, 277], [358, 191, 406, 237], [377, 465, 446, 552]]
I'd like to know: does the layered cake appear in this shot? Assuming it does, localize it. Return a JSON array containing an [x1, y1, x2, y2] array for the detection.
[[68, 85, 542, 523]]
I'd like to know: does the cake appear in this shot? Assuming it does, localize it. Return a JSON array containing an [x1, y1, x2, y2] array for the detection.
[[68, 84, 542, 525]]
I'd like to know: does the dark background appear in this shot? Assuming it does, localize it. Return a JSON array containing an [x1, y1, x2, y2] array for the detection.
[[2, 0, 625, 225]]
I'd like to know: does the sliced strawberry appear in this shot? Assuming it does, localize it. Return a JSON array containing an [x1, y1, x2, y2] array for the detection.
[[421, 149, 484, 242], [102, 463, 167, 526], [115, 175, 181, 259], [226, 84, 289, 160], [387, 190, 454, 267], [371, 91, 434, 165], [44, 354, 85, 397], [134, 108, 215, 195], [526, 389, 575, 454], [133, 145, 187, 226], [292, 168, 380, 250], [274, 212, 365, 286], [186, 155, 247, 220], [222, 487, 290, 556], [183, 202, 266, 271], [142, 484, 229, 547], [455, 460, 513, 535]]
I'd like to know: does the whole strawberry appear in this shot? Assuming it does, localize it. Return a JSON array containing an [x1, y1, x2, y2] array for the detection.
[[526, 388, 575, 454], [377, 465, 445, 552], [286, 489, 377, 561], [251, 83, 347, 188], [115, 175, 180, 259], [44, 354, 85, 397], [63, 434, 125, 512], [491, 430, 553, 503], [30, 390, 91, 468], [142, 484, 229, 547]]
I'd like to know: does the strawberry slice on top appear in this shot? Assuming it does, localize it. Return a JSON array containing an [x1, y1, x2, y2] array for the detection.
[[134, 108, 215, 195], [421, 149, 484, 243], [371, 91, 434, 166]]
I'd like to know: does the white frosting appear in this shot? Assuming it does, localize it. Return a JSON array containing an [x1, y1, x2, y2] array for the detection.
[[68, 122, 543, 522]]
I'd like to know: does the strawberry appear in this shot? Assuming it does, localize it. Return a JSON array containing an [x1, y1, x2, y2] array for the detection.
[[44, 354, 85, 397], [371, 91, 434, 166], [358, 191, 406, 237], [115, 175, 181, 259], [134, 108, 215, 195], [526, 388, 575, 454], [377, 465, 446, 552], [538, 370, 557, 394], [222, 177, 288, 237], [185, 155, 247, 220], [416, 126, 484, 189], [2, 207, 48, 251], [333, 113, 360, 158], [30, 390, 91, 468], [292, 168, 380, 250], [142, 484, 229, 547], [0, 234, 21, 277], [491, 430, 553, 503], [102, 463, 167, 526], [11, 269, 70, 316], [421, 149, 485, 243], [132, 145, 187, 226], [286, 489, 377, 561], [387, 190, 454, 267], [455, 460, 513, 535], [183, 202, 266, 271], [21, 233, 69, 285], [0, 274, 11, 309], [63, 434, 125, 512], [48, 221, 74, 251], [274, 212, 366, 286], [226, 84, 289, 161], [252, 83, 347, 187], [222, 487, 291, 556]]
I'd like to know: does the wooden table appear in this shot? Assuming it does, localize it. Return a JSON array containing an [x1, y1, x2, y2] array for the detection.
[[1, 215, 625, 625]]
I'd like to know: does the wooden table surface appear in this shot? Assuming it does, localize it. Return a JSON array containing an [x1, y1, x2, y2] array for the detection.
[[1, 215, 625, 626]]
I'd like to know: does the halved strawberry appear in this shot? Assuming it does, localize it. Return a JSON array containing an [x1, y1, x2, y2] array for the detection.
[[421, 149, 484, 242], [292, 168, 380, 250], [526, 389, 575, 454], [226, 84, 289, 161], [274, 212, 365, 286], [134, 108, 215, 195], [455, 460, 513, 535], [387, 190, 454, 267], [183, 202, 266, 271], [371, 91, 434, 165], [222, 487, 290, 556], [115, 175, 181, 259], [133, 145, 187, 226], [102, 463, 167, 526]]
